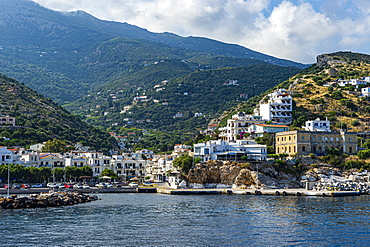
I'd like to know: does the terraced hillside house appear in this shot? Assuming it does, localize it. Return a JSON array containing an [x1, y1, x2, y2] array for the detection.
[[275, 130, 358, 156], [219, 112, 264, 141], [303, 118, 331, 132], [254, 89, 293, 124], [0, 114, 15, 126]]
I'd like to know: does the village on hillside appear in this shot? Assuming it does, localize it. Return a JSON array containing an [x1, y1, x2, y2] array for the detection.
[[2, 75, 370, 190]]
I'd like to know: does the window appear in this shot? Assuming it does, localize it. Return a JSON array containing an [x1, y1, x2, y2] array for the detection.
[[302, 146, 306, 152], [277, 137, 280, 142], [325, 137, 328, 141], [302, 136, 305, 140], [330, 137, 333, 141], [348, 137, 352, 142], [349, 147, 353, 153], [288, 136, 291, 141], [336, 137, 339, 142], [312, 136, 315, 141], [318, 137, 321, 141]]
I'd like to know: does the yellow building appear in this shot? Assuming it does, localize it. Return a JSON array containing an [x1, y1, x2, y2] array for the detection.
[[275, 130, 357, 156]]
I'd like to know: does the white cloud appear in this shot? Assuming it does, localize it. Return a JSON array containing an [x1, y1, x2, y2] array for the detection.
[[32, 0, 370, 64]]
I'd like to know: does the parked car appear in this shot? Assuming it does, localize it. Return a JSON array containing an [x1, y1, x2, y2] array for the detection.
[[74, 184, 83, 189], [47, 183, 58, 188], [128, 182, 138, 187], [21, 184, 30, 189], [82, 184, 90, 189], [12, 184, 21, 189], [56, 183, 65, 189], [64, 184, 74, 189], [4, 184, 11, 189], [96, 183, 107, 188], [31, 184, 43, 188]]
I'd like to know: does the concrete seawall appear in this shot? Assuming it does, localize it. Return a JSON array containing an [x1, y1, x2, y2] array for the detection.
[[157, 188, 362, 197], [0, 187, 137, 194], [1, 187, 362, 197]]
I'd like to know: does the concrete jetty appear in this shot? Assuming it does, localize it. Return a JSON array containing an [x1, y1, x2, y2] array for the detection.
[[157, 187, 362, 197]]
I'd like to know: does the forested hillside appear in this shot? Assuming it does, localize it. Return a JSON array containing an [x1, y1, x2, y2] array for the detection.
[[67, 63, 300, 151], [0, 74, 116, 152]]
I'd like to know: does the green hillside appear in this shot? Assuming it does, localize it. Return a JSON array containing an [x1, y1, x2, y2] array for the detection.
[[0, 74, 116, 152], [234, 52, 370, 134], [70, 63, 300, 135]]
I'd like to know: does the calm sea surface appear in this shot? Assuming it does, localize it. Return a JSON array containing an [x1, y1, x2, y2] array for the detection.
[[1, 193, 369, 246]]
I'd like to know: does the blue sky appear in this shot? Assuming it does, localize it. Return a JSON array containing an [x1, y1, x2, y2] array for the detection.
[[32, 0, 370, 64]]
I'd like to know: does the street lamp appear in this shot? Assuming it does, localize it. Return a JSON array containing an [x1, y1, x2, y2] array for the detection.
[[52, 157, 55, 193], [7, 163, 10, 197]]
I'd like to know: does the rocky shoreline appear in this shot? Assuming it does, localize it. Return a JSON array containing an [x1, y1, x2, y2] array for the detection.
[[0, 191, 99, 209]]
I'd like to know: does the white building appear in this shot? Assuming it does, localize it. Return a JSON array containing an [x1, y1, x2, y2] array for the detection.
[[303, 118, 331, 132], [65, 156, 88, 167], [29, 143, 45, 152], [19, 151, 40, 167], [114, 156, 145, 181], [84, 152, 111, 177], [39, 153, 65, 168], [193, 140, 267, 162], [362, 87, 370, 97], [135, 149, 154, 159], [247, 124, 290, 137], [0, 147, 19, 165], [338, 78, 367, 88], [219, 112, 265, 141], [254, 89, 293, 124]]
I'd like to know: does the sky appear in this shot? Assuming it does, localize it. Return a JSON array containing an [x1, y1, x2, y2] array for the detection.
[[31, 0, 370, 64]]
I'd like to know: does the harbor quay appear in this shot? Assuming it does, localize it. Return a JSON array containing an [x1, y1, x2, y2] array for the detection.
[[156, 187, 362, 197], [0, 186, 361, 197]]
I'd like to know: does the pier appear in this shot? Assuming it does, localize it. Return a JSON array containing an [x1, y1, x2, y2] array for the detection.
[[0, 187, 363, 197], [157, 188, 362, 197]]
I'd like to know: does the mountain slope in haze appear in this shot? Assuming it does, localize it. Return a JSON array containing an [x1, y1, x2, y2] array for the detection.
[[65, 10, 308, 68], [0, 0, 307, 105], [0, 74, 116, 152]]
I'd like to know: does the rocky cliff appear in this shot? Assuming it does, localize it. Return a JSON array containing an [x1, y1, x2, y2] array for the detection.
[[187, 160, 301, 189]]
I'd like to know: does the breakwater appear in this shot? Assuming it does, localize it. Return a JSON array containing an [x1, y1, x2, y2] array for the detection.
[[0, 191, 99, 209]]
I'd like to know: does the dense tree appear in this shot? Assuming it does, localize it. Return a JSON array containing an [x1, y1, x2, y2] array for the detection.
[[100, 168, 119, 179], [42, 139, 68, 153], [173, 154, 194, 174]]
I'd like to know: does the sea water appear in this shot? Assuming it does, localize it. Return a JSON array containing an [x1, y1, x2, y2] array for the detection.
[[1, 193, 369, 246]]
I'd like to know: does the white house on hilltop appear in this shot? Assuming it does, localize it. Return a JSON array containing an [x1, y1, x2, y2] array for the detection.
[[303, 118, 331, 132]]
